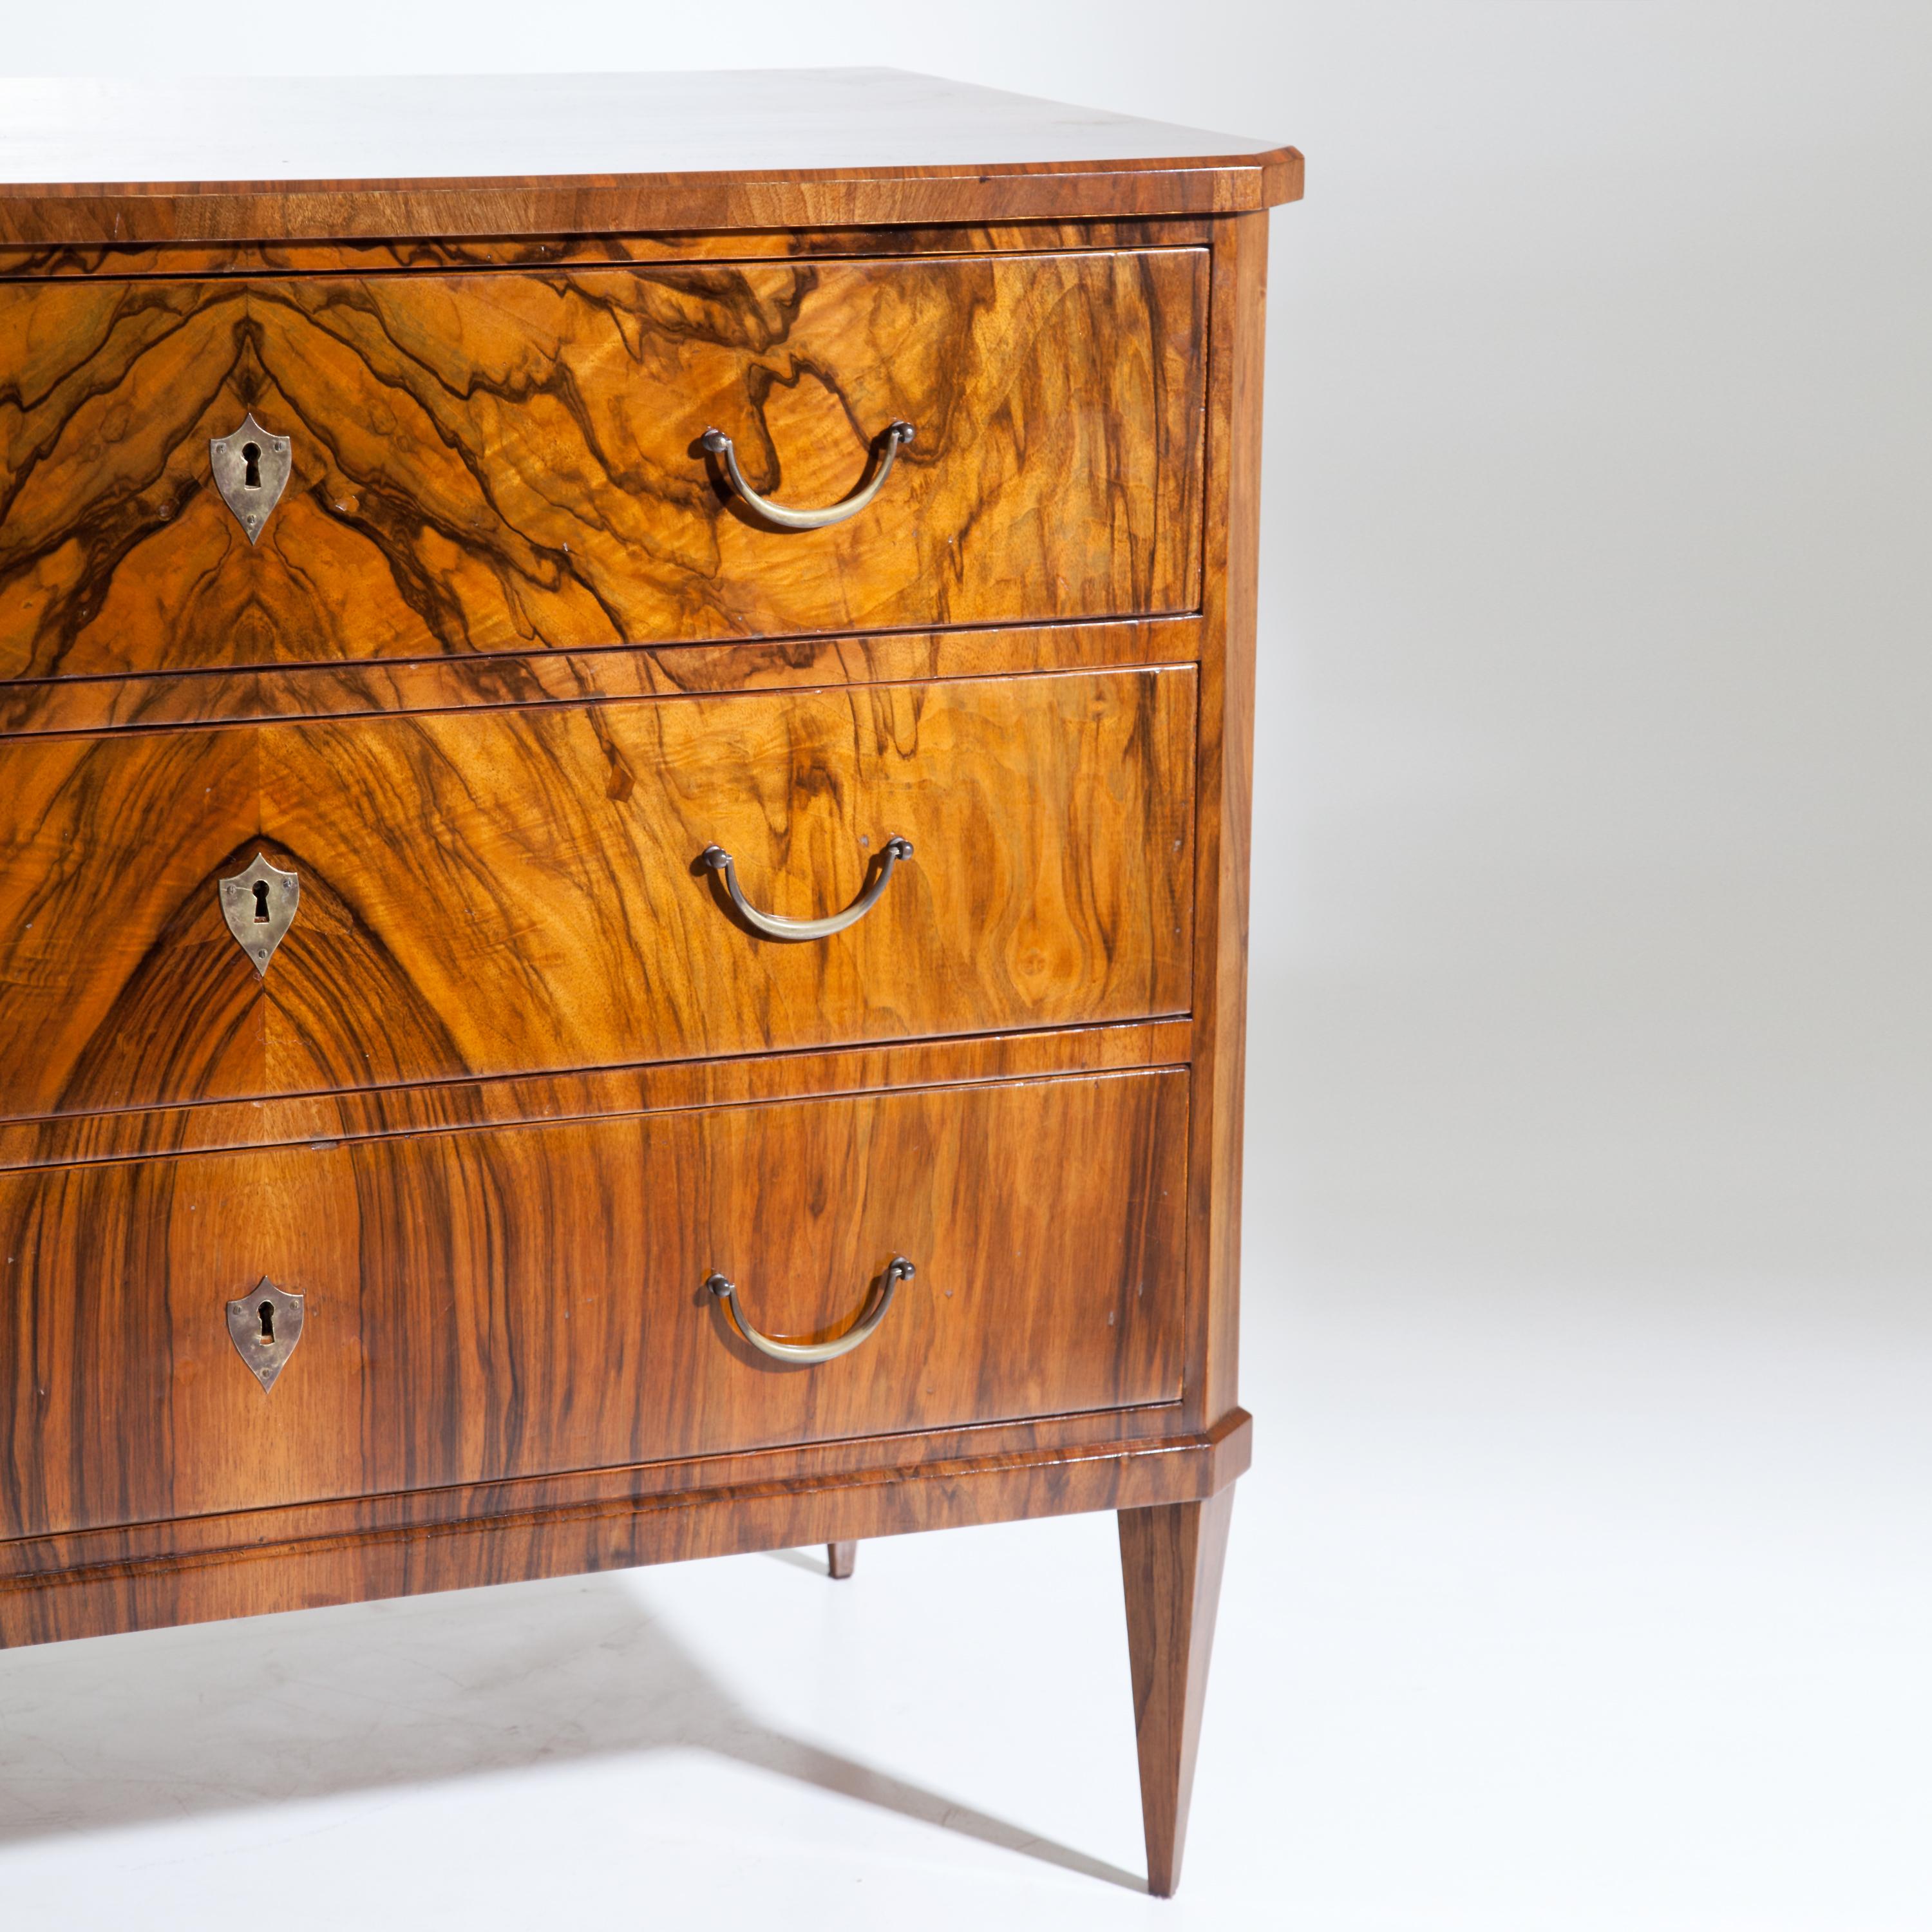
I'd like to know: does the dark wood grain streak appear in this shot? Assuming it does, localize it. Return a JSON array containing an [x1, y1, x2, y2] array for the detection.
[[0, 1412, 1253, 1649], [0, 1068, 1188, 1540], [0, 617, 1198, 739], [0, 669, 1195, 1121], [0, 251, 1206, 681]]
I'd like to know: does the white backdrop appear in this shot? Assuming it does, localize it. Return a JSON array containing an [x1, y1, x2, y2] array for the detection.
[[2, 8, 1929, 1927]]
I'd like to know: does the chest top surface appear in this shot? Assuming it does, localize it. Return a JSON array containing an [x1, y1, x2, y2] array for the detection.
[[0, 68, 1300, 243]]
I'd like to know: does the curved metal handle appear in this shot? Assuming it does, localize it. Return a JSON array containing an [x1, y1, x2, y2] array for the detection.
[[701, 420, 915, 531], [706, 1256, 915, 1363], [702, 836, 913, 941]]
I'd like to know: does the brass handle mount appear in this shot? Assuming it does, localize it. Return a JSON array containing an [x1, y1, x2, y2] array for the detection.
[[702, 837, 913, 942], [701, 420, 915, 530], [706, 1256, 915, 1363]]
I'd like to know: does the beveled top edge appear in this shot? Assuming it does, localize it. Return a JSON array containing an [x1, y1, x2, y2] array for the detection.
[[0, 69, 1293, 193]]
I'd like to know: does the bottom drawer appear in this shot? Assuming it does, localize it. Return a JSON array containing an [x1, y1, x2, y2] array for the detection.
[[0, 1070, 1188, 1539]]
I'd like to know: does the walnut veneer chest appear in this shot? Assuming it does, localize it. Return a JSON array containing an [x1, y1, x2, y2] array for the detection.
[[0, 71, 1299, 1896]]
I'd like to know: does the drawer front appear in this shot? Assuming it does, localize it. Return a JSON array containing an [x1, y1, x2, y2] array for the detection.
[[0, 1070, 1188, 1537], [0, 249, 1207, 681], [0, 668, 1194, 1121]]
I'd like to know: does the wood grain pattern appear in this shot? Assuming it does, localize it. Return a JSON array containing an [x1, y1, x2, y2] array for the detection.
[[0, 250, 1206, 681], [0, 616, 1197, 738], [0, 668, 1194, 1121], [0, 1068, 1188, 1540], [1119, 1488, 1235, 1897], [0, 1410, 1253, 1649]]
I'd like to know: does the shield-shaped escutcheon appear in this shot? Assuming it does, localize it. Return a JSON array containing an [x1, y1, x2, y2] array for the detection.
[[209, 412, 292, 543], [226, 1277, 306, 1394], [220, 851, 300, 974]]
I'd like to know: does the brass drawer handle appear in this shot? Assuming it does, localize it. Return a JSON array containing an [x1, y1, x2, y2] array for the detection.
[[702, 836, 913, 941], [706, 1256, 914, 1363], [701, 419, 915, 531]]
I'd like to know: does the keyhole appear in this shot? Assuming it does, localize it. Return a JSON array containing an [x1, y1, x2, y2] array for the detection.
[[252, 879, 271, 922], [258, 1301, 276, 1343], [242, 442, 262, 489]]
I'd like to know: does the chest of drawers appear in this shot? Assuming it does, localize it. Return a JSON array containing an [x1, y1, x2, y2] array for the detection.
[[0, 70, 1299, 1897]]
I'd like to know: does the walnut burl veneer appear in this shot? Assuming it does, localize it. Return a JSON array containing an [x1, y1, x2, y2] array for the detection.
[[0, 70, 1300, 1899], [0, 251, 1206, 679], [0, 670, 1195, 1118]]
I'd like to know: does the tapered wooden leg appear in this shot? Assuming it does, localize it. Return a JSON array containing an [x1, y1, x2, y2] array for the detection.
[[827, 1540, 857, 1579], [1118, 1486, 1235, 1897]]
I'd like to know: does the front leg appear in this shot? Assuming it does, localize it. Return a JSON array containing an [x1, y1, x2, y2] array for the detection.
[[1118, 1486, 1236, 1897]]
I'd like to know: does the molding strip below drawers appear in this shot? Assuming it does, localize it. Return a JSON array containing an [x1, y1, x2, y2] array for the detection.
[[0, 1412, 1253, 1649]]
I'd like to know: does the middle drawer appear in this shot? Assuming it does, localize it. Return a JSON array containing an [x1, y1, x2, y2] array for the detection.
[[0, 668, 1195, 1120]]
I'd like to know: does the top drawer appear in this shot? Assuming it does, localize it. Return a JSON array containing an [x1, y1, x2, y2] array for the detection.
[[0, 249, 1208, 681]]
